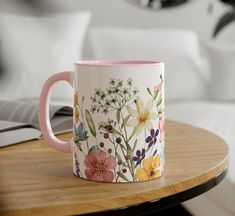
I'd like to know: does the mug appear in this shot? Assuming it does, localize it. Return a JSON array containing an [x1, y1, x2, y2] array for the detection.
[[39, 60, 165, 183]]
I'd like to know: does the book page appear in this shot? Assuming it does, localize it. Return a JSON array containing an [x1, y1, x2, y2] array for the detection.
[[51, 115, 73, 135], [0, 100, 73, 129], [0, 120, 29, 132], [0, 127, 41, 147]]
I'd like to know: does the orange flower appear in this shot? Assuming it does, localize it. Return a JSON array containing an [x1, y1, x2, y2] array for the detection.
[[74, 105, 79, 124], [74, 91, 78, 107], [73, 92, 79, 123], [135, 155, 161, 181]]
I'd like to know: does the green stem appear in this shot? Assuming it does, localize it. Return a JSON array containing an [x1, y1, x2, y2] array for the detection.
[[77, 104, 90, 150], [114, 118, 135, 181], [78, 103, 86, 128], [108, 137, 115, 145], [111, 134, 117, 180], [120, 111, 128, 141], [113, 168, 117, 181], [145, 146, 151, 155], [108, 91, 136, 180], [110, 126, 135, 180], [115, 94, 122, 109], [103, 146, 109, 154], [112, 134, 117, 159], [144, 128, 147, 150], [76, 145, 86, 156], [95, 137, 99, 145], [118, 141, 134, 180], [116, 164, 123, 182], [117, 92, 127, 101], [129, 152, 136, 181], [86, 139, 89, 151], [154, 100, 159, 112], [150, 144, 154, 155], [126, 145, 136, 179]]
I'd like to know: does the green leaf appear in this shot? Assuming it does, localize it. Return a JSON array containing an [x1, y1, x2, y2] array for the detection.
[[85, 109, 97, 137], [157, 98, 162, 106], [145, 146, 150, 152], [153, 149, 158, 156], [153, 90, 158, 99], [122, 162, 129, 168], [116, 153, 122, 162], [89, 145, 99, 153], [147, 87, 152, 96], [131, 159, 135, 171], [112, 128, 122, 136], [120, 143, 127, 151], [125, 141, 132, 153], [158, 103, 164, 114], [132, 139, 138, 153], [117, 172, 130, 182], [157, 93, 163, 106], [127, 129, 135, 142], [121, 115, 130, 129], [116, 109, 121, 124]]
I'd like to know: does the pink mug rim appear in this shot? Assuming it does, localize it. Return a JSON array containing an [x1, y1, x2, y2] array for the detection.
[[74, 60, 163, 67]]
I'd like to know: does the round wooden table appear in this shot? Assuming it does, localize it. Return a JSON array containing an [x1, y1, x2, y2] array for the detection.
[[0, 121, 229, 216]]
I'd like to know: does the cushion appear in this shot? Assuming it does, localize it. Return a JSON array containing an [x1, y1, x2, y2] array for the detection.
[[167, 100, 235, 213], [0, 11, 91, 101], [88, 27, 208, 102], [202, 41, 235, 101], [214, 22, 235, 45]]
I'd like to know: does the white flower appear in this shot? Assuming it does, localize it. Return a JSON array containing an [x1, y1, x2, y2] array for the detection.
[[126, 96, 158, 136]]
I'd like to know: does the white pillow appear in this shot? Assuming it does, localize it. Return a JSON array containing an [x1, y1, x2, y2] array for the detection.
[[215, 22, 235, 45], [203, 41, 235, 101], [0, 12, 91, 101], [88, 27, 207, 102]]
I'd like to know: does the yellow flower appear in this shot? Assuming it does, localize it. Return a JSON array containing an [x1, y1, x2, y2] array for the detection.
[[74, 91, 78, 107], [74, 105, 79, 124], [135, 155, 161, 181], [73, 92, 79, 124], [126, 96, 158, 136]]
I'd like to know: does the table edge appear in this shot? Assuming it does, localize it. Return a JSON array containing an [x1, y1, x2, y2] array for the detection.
[[82, 167, 228, 216]]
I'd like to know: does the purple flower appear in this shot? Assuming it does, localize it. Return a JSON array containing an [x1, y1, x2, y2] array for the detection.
[[74, 152, 80, 176], [146, 129, 159, 148], [133, 148, 146, 165], [75, 159, 80, 176]]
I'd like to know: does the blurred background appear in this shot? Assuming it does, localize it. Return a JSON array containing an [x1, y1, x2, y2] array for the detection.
[[0, 0, 235, 215], [0, 0, 233, 38]]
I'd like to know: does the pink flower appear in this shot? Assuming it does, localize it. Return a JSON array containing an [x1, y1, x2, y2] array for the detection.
[[84, 149, 117, 182], [154, 80, 163, 92], [159, 115, 165, 142]]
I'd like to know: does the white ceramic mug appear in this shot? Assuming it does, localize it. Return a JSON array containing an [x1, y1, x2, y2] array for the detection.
[[39, 60, 165, 183]]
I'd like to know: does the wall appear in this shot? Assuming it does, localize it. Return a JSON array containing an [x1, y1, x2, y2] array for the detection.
[[0, 0, 228, 40]]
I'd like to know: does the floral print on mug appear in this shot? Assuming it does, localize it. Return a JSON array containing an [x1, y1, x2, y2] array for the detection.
[[73, 76, 164, 182]]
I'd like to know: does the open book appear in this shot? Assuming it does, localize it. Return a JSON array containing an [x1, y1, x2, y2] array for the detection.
[[0, 100, 73, 147]]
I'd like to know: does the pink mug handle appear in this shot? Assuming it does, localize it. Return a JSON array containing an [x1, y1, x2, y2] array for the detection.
[[39, 72, 73, 153]]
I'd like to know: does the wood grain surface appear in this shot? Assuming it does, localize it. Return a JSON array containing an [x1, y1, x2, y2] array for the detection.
[[0, 121, 229, 216]]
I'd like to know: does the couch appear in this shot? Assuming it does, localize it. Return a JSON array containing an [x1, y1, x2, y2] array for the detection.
[[167, 101, 235, 216], [85, 27, 235, 215]]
